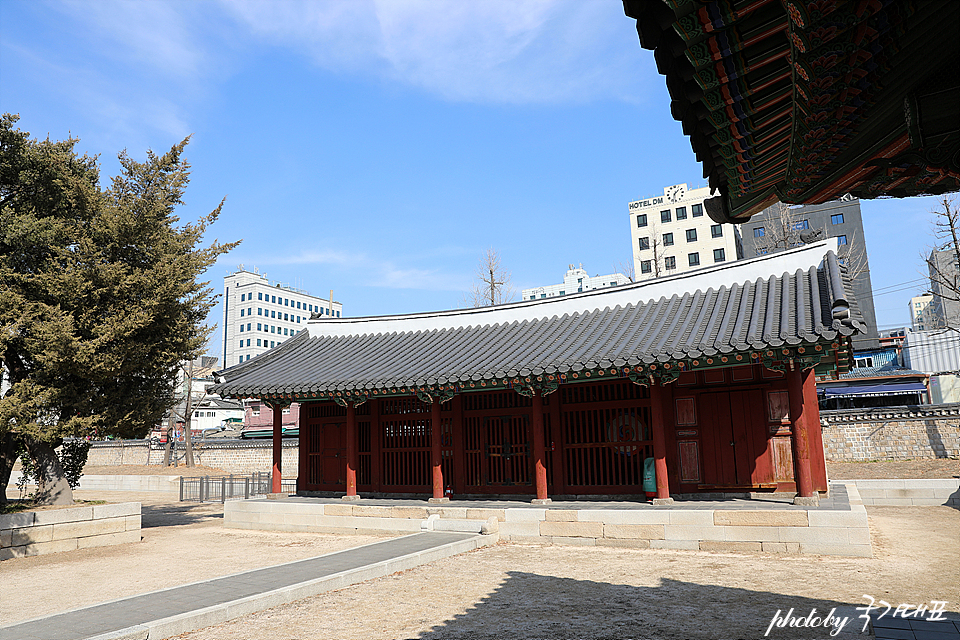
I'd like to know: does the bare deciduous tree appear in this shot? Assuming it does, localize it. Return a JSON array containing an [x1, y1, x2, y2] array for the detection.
[[925, 196, 960, 330], [464, 248, 515, 307], [754, 202, 805, 254], [635, 221, 667, 279]]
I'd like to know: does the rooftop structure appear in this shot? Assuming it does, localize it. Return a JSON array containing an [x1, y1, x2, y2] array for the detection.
[[522, 265, 629, 301], [623, 1, 960, 222]]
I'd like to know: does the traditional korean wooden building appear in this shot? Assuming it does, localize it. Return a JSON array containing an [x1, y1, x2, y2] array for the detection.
[[212, 241, 864, 504], [623, 0, 960, 222]]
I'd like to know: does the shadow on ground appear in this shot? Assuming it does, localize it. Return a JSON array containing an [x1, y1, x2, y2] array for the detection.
[[414, 572, 959, 640], [140, 502, 223, 528]]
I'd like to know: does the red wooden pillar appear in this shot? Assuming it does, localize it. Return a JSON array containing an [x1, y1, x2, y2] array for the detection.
[[430, 399, 444, 500], [649, 380, 673, 503], [271, 401, 283, 494], [531, 391, 549, 502], [345, 401, 358, 499], [787, 363, 816, 502], [802, 369, 828, 492]]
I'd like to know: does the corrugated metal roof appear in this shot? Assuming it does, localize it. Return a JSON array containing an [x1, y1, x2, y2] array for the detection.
[[212, 241, 864, 399]]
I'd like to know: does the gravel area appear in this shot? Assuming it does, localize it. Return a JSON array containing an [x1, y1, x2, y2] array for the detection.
[[163, 506, 959, 640]]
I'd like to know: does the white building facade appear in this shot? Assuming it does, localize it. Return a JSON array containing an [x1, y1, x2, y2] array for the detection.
[[909, 294, 935, 331], [223, 268, 343, 367], [522, 265, 630, 301], [629, 183, 741, 281]]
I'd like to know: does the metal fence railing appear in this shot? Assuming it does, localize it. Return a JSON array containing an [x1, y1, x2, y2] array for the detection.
[[179, 472, 297, 503]]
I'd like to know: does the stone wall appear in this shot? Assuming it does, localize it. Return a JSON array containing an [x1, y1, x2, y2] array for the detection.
[[1, 502, 141, 560], [820, 404, 960, 461], [86, 439, 300, 477]]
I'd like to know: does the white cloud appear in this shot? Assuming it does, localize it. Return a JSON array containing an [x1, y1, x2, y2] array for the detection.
[[220, 0, 649, 104], [243, 248, 468, 292]]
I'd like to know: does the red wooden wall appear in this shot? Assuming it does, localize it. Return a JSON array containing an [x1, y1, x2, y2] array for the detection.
[[298, 364, 827, 496]]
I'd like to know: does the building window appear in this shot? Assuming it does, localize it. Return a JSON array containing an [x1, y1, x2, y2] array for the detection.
[[284, 298, 289, 306], [240, 293, 245, 302], [837, 235, 848, 245], [663, 232, 674, 246], [638, 237, 650, 250], [691, 203, 703, 217], [855, 356, 874, 368], [297, 301, 301, 309], [246, 339, 251, 346], [831, 213, 844, 225], [686, 228, 697, 242], [675, 206, 687, 220], [283, 328, 288, 335], [258, 292, 263, 300], [257, 339, 261, 346], [337, 311, 340, 317], [636, 214, 647, 228], [664, 256, 676, 270], [754, 227, 765, 238], [238, 357, 242, 364], [756, 248, 768, 255], [247, 323, 251, 331], [258, 308, 262, 315], [688, 252, 700, 266], [640, 260, 652, 274], [795, 219, 809, 230], [240, 308, 244, 317], [711, 224, 723, 238], [540, 293, 546, 298], [559, 291, 565, 295], [714, 248, 726, 262], [238, 340, 243, 349], [661, 209, 671, 223], [270, 341, 275, 348], [271, 326, 275, 333], [257, 323, 261, 331], [271, 311, 276, 318], [239, 325, 244, 333], [529, 296, 535, 300], [271, 295, 276, 303], [283, 313, 288, 321]]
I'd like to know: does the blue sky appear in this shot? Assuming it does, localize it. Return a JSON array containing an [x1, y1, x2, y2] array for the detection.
[[1, 0, 945, 357]]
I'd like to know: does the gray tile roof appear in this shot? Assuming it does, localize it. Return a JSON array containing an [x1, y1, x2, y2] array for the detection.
[[839, 365, 927, 380], [212, 241, 865, 399]]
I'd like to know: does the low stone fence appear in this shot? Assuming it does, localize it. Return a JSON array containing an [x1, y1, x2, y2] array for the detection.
[[86, 439, 300, 476], [77, 475, 180, 495], [0, 502, 141, 560], [820, 404, 960, 461], [848, 479, 960, 506]]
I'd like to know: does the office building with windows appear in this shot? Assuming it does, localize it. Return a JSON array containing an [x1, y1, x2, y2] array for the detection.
[[739, 196, 879, 350], [223, 268, 343, 368], [629, 183, 741, 281], [522, 265, 630, 300], [909, 294, 936, 331], [927, 248, 960, 329]]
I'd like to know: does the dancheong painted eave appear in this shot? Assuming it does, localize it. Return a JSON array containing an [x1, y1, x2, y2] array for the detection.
[[210, 240, 865, 402]]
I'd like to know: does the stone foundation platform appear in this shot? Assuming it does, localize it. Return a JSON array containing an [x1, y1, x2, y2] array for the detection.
[[225, 483, 872, 558]]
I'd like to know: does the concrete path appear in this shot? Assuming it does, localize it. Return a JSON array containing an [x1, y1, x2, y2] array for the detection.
[[0, 531, 482, 640]]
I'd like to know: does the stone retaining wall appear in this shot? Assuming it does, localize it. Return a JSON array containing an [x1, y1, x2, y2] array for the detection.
[[85, 439, 300, 476], [849, 479, 960, 506], [820, 404, 960, 461], [0, 502, 141, 561], [225, 486, 872, 558]]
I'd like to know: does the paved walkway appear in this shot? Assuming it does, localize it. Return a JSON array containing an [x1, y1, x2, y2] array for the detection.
[[0, 531, 478, 640], [873, 614, 960, 640]]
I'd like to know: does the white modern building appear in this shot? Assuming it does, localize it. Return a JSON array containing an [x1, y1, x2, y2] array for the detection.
[[522, 265, 630, 301], [909, 294, 935, 331], [629, 183, 741, 281], [223, 268, 343, 367]]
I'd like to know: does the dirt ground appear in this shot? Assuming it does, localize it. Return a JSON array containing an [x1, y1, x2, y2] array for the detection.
[[2, 487, 957, 640]]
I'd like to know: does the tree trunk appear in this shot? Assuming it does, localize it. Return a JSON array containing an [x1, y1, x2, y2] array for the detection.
[[23, 437, 73, 505], [163, 417, 175, 466], [0, 432, 22, 506]]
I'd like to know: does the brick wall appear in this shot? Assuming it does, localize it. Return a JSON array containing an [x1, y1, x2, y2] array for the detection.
[[820, 404, 960, 461], [86, 440, 300, 477]]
